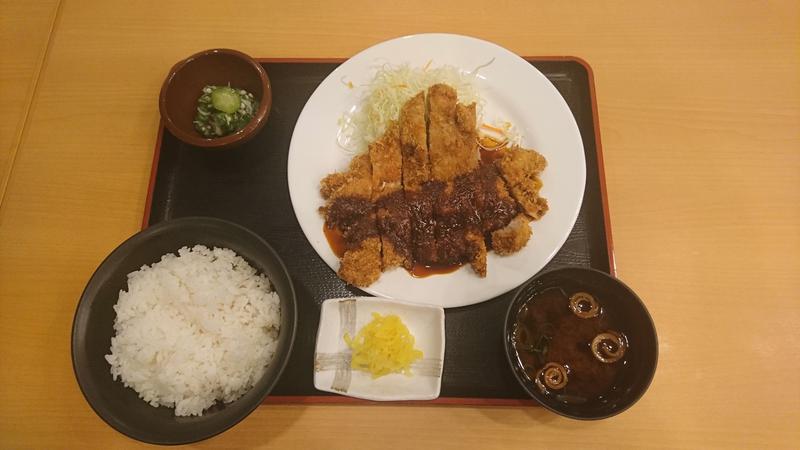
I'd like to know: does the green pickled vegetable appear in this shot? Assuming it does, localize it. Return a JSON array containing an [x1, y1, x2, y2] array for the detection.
[[211, 86, 241, 113], [193, 85, 258, 138]]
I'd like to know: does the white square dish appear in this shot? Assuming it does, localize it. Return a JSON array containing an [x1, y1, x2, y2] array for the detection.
[[313, 296, 445, 401]]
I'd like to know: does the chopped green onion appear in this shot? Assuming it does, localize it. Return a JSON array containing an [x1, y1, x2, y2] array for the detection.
[[193, 85, 258, 138]]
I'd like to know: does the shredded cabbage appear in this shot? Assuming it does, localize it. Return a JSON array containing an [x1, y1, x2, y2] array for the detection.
[[344, 312, 423, 378], [338, 62, 486, 154]]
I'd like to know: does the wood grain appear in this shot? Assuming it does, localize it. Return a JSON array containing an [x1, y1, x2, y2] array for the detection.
[[1, 0, 798, 448], [0, 0, 60, 205]]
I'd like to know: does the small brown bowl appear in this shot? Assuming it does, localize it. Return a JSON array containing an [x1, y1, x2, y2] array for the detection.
[[159, 49, 271, 149]]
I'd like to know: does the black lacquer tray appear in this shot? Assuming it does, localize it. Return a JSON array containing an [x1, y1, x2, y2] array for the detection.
[[143, 58, 613, 405]]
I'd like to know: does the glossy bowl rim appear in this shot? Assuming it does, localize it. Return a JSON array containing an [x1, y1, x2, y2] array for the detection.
[[70, 216, 297, 444], [158, 48, 272, 149], [503, 266, 658, 420]]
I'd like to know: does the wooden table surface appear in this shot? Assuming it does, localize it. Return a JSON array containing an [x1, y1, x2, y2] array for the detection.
[[1, 1, 798, 448]]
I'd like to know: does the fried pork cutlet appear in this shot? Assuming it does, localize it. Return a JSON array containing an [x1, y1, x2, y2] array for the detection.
[[472, 164, 530, 276], [320, 154, 382, 287], [369, 122, 402, 199], [320, 154, 372, 201], [320, 84, 548, 287], [473, 164, 519, 234], [495, 145, 549, 220], [338, 237, 382, 287], [428, 171, 488, 277], [398, 92, 438, 267], [491, 214, 532, 255], [377, 192, 412, 270], [467, 232, 487, 277], [407, 181, 441, 265], [426, 85, 485, 275], [474, 164, 531, 258], [399, 92, 430, 191], [369, 122, 412, 269], [432, 177, 479, 264], [427, 84, 479, 182]]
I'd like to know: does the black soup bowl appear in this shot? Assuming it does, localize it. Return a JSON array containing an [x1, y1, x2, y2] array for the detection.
[[504, 267, 657, 420], [71, 217, 297, 444]]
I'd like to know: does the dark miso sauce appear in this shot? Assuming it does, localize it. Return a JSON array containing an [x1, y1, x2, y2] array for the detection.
[[323, 225, 346, 258], [511, 285, 629, 404], [322, 149, 520, 279], [409, 262, 463, 278], [324, 222, 462, 277], [480, 147, 505, 165]]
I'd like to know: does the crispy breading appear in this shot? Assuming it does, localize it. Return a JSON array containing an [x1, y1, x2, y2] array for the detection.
[[329, 177, 371, 201], [427, 84, 479, 181], [491, 214, 532, 255], [509, 183, 549, 220], [455, 102, 476, 136], [426, 85, 482, 267], [369, 122, 402, 200], [348, 152, 373, 178], [319, 172, 347, 200], [494, 176, 515, 204], [399, 92, 430, 191], [320, 153, 373, 200], [495, 145, 548, 220], [380, 240, 407, 270], [321, 153, 382, 286], [495, 145, 547, 180], [338, 237, 382, 287], [472, 164, 520, 234], [401, 89, 438, 264], [466, 230, 487, 277], [368, 121, 410, 269]]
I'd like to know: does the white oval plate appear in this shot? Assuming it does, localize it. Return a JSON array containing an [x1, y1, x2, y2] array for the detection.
[[288, 34, 585, 308]]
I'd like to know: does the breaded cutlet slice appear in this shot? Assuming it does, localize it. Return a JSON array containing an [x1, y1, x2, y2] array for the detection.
[[399, 92, 430, 191], [495, 145, 546, 179], [319, 153, 382, 287], [369, 121, 413, 270], [427, 85, 482, 272], [378, 208, 414, 271], [369, 122, 402, 200], [408, 181, 441, 265], [320, 153, 372, 200], [427, 84, 479, 182], [509, 181, 549, 220], [430, 171, 486, 276], [398, 92, 438, 266], [495, 145, 549, 220], [466, 230, 487, 277], [455, 102, 477, 138], [491, 214, 532, 255], [473, 164, 520, 234], [337, 237, 382, 287], [380, 238, 405, 270]]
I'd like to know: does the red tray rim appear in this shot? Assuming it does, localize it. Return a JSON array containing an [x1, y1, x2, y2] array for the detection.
[[142, 56, 615, 407]]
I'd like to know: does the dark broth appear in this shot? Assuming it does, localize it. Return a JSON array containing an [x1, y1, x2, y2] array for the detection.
[[511, 286, 629, 404]]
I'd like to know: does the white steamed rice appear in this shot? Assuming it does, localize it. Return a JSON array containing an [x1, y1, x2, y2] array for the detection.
[[104, 245, 280, 416]]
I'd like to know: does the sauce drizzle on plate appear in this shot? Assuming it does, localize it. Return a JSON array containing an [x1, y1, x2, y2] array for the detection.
[[323, 225, 347, 258]]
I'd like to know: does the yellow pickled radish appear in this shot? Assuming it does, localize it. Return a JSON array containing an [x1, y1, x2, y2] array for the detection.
[[344, 313, 423, 378]]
